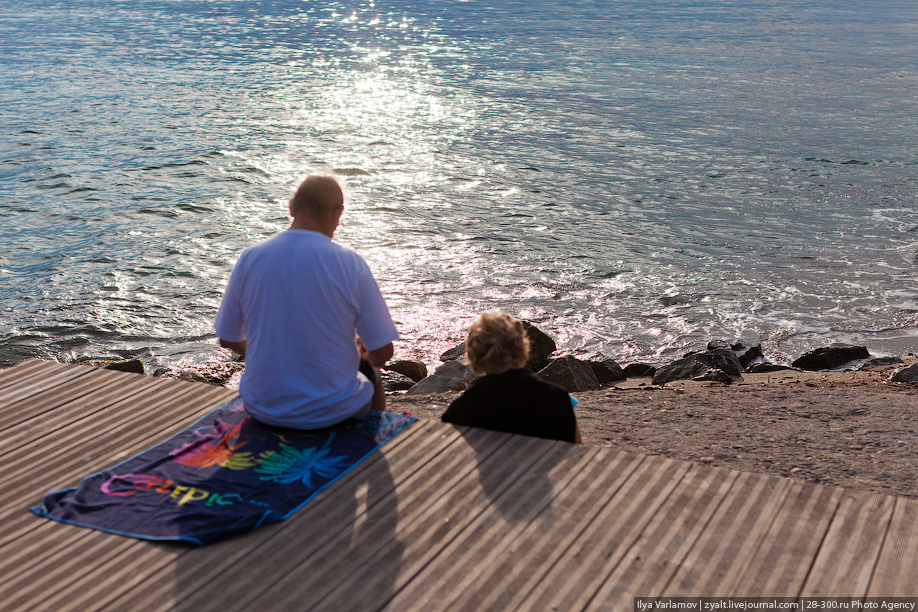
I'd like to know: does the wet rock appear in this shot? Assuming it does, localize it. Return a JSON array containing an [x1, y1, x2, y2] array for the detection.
[[791, 344, 870, 371], [584, 355, 626, 384], [104, 359, 146, 375], [407, 361, 476, 395], [746, 363, 795, 374], [538, 355, 601, 392], [623, 363, 657, 378], [737, 345, 764, 370], [154, 361, 244, 386], [889, 363, 918, 383], [521, 321, 557, 371], [706, 341, 763, 371], [439, 343, 466, 362], [177, 371, 211, 384], [383, 359, 427, 382], [859, 356, 905, 371], [78, 358, 146, 375], [382, 370, 417, 392], [652, 349, 743, 386]]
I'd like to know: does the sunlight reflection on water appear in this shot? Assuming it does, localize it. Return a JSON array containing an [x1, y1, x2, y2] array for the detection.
[[1, 0, 917, 370]]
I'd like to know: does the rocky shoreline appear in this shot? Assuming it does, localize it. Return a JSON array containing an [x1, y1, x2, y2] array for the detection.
[[82, 320, 918, 394]]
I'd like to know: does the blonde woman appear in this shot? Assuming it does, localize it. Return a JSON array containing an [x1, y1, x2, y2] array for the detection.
[[441, 312, 582, 444]]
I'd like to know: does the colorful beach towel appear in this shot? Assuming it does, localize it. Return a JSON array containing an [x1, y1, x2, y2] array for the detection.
[[31, 397, 416, 545]]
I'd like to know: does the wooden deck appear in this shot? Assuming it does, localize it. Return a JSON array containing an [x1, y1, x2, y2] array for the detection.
[[1, 359, 917, 611]]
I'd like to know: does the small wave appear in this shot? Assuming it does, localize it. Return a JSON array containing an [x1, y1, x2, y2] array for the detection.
[[333, 168, 371, 176], [137, 208, 179, 218], [140, 160, 208, 171], [64, 187, 99, 194]]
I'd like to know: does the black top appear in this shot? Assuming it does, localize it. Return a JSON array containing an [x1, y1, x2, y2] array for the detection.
[[441, 368, 576, 443]]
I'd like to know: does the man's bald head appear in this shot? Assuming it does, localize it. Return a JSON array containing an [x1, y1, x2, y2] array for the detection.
[[289, 175, 345, 219]]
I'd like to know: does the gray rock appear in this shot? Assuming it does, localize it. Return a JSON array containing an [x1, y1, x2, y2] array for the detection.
[[746, 363, 794, 374], [693, 368, 736, 383], [706, 341, 763, 371], [154, 361, 244, 386], [889, 363, 918, 383], [538, 355, 600, 392], [103, 359, 146, 375], [521, 321, 557, 371], [407, 361, 476, 395], [859, 356, 905, 371], [78, 358, 145, 375], [382, 370, 417, 392], [792, 344, 871, 371], [623, 363, 657, 378], [652, 349, 744, 386], [383, 359, 428, 382], [177, 371, 211, 384], [737, 345, 765, 370], [439, 343, 466, 362], [586, 356, 626, 384]]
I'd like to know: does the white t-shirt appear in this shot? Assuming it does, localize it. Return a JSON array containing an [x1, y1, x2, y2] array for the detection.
[[215, 229, 398, 428]]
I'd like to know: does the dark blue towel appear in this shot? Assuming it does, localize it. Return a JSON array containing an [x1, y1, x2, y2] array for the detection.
[[31, 397, 416, 545]]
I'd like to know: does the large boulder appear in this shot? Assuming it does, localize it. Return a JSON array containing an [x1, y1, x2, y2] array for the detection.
[[538, 355, 600, 392], [746, 363, 794, 374], [652, 349, 744, 386], [792, 344, 870, 371], [79, 358, 146, 375], [383, 359, 428, 382], [584, 355, 626, 384], [407, 361, 476, 395], [382, 370, 417, 392], [103, 359, 146, 375], [889, 363, 918, 383], [623, 363, 657, 378], [707, 341, 764, 371], [521, 321, 557, 371]]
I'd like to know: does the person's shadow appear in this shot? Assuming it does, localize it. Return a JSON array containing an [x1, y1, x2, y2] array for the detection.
[[457, 427, 567, 524], [169, 450, 401, 612]]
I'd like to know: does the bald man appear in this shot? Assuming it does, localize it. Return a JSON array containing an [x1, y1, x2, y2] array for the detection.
[[215, 175, 398, 429]]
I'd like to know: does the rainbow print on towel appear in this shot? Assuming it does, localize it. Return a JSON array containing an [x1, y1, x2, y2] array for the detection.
[[31, 397, 415, 545]]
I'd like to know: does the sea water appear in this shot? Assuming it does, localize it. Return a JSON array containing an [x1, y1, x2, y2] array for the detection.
[[1, 0, 917, 370]]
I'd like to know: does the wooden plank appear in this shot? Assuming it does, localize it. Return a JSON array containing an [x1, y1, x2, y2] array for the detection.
[[509, 454, 693, 611], [0, 359, 62, 390], [312, 435, 598, 612], [0, 525, 166, 612], [1, 370, 165, 459], [657, 470, 787, 595], [717, 480, 844, 596], [801, 490, 895, 597], [211, 427, 554, 612], [1, 378, 231, 499], [585, 464, 741, 610], [0, 366, 149, 431], [868, 496, 918, 596], [388, 445, 643, 612], [0, 381, 235, 548], [101, 419, 449, 612], [0, 362, 95, 415], [3, 364, 915, 610]]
